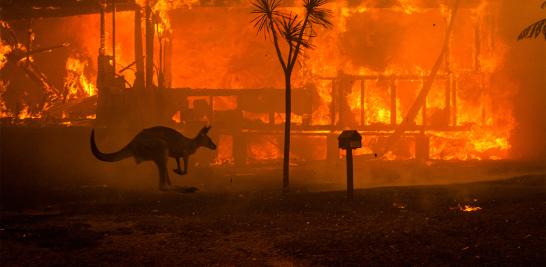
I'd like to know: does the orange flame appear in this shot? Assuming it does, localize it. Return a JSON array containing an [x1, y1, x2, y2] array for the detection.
[[64, 56, 96, 100], [0, 40, 12, 70]]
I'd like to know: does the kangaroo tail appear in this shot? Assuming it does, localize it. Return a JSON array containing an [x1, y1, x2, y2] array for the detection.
[[90, 130, 132, 162]]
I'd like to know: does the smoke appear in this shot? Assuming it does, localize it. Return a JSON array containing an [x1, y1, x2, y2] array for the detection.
[[497, 0, 546, 161]]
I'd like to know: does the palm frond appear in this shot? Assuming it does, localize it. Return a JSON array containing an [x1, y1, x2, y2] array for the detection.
[[280, 14, 315, 49], [303, 0, 333, 28], [518, 18, 546, 40], [250, 0, 283, 38]]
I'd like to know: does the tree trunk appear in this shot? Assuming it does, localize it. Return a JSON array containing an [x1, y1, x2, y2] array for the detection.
[[283, 71, 292, 191]]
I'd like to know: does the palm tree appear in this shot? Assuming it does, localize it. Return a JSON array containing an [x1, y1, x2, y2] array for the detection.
[[518, 1, 546, 40], [251, 0, 332, 191]]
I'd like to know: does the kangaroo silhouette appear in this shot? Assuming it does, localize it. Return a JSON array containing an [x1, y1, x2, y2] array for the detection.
[[91, 126, 216, 191]]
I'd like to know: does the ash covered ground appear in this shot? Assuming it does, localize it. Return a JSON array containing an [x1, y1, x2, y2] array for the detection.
[[1, 127, 545, 266]]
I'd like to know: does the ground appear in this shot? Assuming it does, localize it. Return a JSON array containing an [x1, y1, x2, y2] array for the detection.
[[1, 174, 544, 266], [0, 127, 544, 265]]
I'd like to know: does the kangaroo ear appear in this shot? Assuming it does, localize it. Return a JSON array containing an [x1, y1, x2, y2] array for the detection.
[[200, 125, 211, 135]]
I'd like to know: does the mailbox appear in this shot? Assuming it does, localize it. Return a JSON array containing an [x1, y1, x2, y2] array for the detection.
[[337, 130, 362, 200], [338, 130, 362, 149]]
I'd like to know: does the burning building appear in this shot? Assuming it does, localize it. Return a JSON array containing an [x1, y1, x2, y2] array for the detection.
[[1, 0, 544, 166]]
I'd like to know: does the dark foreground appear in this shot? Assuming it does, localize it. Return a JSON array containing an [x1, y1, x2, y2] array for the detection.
[[1, 174, 545, 266]]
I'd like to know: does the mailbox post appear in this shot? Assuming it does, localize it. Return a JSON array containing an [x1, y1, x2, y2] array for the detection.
[[338, 130, 362, 200]]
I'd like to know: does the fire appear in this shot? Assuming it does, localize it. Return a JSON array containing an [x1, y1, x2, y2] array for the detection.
[[213, 135, 234, 165], [171, 111, 181, 123], [429, 125, 511, 160], [150, 0, 199, 35], [459, 204, 482, 212], [248, 136, 282, 162], [0, 40, 12, 70], [311, 80, 333, 125], [0, 0, 522, 163], [395, 0, 423, 15], [64, 56, 96, 100], [17, 106, 41, 120]]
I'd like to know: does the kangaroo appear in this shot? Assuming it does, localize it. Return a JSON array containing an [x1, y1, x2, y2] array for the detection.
[[90, 126, 217, 191]]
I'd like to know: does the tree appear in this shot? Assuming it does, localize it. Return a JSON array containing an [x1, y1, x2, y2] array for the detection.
[[251, 0, 332, 191], [518, 1, 546, 40]]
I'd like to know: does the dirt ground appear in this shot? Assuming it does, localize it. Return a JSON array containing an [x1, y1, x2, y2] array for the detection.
[[1, 173, 545, 266], [1, 127, 545, 266]]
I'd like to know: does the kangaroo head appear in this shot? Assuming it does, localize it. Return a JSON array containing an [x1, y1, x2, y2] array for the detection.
[[196, 126, 217, 150]]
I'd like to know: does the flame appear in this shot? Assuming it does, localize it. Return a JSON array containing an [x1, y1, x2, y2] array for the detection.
[[64, 56, 96, 100], [171, 110, 181, 123], [0, 1, 520, 162], [151, 0, 199, 35], [459, 204, 482, 212], [17, 106, 41, 120], [0, 40, 12, 70], [394, 0, 423, 15], [213, 134, 234, 165], [248, 136, 282, 162]]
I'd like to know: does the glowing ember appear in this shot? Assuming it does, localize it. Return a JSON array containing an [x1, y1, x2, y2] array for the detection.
[[459, 204, 482, 212]]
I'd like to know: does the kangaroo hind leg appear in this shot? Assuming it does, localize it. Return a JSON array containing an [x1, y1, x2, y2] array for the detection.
[[182, 156, 189, 175], [173, 157, 183, 175], [155, 149, 172, 191]]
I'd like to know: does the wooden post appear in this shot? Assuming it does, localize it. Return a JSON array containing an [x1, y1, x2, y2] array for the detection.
[[390, 78, 397, 126], [422, 76, 427, 128], [164, 33, 172, 88], [360, 80, 365, 127], [445, 74, 452, 126], [145, 4, 154, 89], [330, 79, 337, 126], [452, 77, 457, 126], [158, 34, 164, 89], [98, 4, 106, 73], [134, 6, 144, 89], [96, 4, 106, 123], [346, 148, 354, 200], [112, 0, 116, 74]]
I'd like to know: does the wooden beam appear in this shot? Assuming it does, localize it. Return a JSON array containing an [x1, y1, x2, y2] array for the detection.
[[145, 4, 154, 89], [1, 0, 137, 20]]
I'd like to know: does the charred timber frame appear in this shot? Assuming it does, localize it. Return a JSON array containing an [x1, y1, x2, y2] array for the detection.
[[145, 4, 154, 89], [0, 0, 137, 20], [1, 0, 489, 163], [166, 86, 471, 133], [317, 73, 464, 131]]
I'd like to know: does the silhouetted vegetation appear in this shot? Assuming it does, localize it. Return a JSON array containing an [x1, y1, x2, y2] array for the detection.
[[518, 1, 546, 40], [251, 0, 332, 190]]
